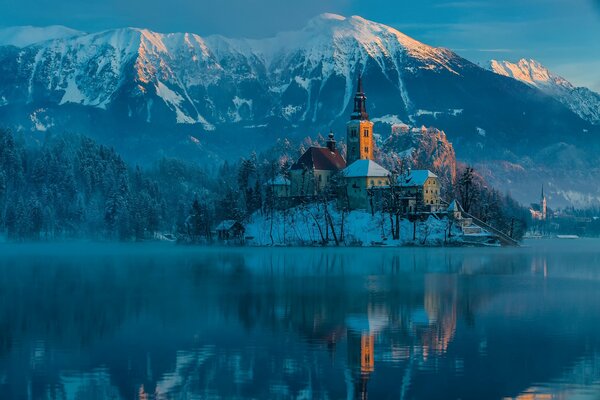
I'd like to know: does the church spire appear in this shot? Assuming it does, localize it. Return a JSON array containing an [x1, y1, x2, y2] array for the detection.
[[351, 74, 369, 121]]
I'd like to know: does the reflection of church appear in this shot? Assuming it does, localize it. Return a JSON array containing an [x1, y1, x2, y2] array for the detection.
[[348, 331, 375, 399], [340, 284, 459, 399]]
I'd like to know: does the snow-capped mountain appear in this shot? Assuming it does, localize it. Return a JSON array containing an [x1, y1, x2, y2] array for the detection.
[[0, 14, 470, 131], [0, 14, 599, 206], [490, 59, 600, 125]]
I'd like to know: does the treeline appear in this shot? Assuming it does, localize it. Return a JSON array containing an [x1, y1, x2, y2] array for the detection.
[[0, 128, 528, 242], [453, 165, 529, 239], [536, 206, 600, 237], [0, 129, 296, 241], [0, 130, 227, 240]]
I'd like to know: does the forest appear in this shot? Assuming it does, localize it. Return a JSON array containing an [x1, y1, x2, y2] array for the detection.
[[0, 128, 529, 242]]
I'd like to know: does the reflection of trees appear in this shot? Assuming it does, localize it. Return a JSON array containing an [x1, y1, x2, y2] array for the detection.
[[0, 249, 245, 400], [3, 246, 600, 399]]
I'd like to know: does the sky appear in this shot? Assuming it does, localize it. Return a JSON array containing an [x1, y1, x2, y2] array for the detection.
[[1, 0, 599, 90]]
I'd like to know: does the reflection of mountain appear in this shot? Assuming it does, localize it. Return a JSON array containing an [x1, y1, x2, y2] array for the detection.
[[1, 245, 600, 399]]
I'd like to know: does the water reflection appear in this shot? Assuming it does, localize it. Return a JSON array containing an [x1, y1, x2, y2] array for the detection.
[[0, 241, 600, 399]]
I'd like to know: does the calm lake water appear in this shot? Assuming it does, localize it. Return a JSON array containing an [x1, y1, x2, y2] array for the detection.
[[1, 240, 600, 400]]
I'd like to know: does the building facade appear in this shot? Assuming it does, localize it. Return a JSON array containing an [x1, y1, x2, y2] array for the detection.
[[398, 170, 442, 212], [289, 133, 346, 197], [341, 159, 390, 211]]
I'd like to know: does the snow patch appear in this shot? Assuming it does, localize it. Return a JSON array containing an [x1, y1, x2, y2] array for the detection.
[[372, 114, 406, 125], [59, 77, 86, 105], [30, 109, 54, 131], [156, 80, 185, 107], [294, 76, 311, 91], [155, 80, 214, 128], [476, 127, 486, 137], [556, 190, 600, 208], [413, 109, 462, 119], [243, 124, 268, 129], [229, 96, 253, 122], [282, 104, 303, 119], [246, 204, 473, 247]]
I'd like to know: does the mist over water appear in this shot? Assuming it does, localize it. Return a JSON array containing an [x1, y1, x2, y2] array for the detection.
[[1, 240, 600, 399]]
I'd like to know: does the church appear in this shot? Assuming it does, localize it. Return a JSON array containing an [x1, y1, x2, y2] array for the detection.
[[530, 186, 548, 221], [271, 76, 442, 214]]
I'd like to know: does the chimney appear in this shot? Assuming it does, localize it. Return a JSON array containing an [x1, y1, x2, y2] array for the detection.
[[326, 130, 336, 152]]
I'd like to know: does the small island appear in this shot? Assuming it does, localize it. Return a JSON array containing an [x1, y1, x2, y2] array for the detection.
[[208, 78, 523, 247]]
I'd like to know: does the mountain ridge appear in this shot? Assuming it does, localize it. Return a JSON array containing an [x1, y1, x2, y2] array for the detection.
[[489, 58, 600, 125], [0, 14, 599, 207]]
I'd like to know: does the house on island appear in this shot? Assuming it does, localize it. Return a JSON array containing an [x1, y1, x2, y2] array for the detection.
[[281, 75, 443, 215], [267, 175, 291, 198], [341, 159, 390, 211], [215, 220, 245, 242], [398, 169, 442, 212], [290, 132, 346, 197]]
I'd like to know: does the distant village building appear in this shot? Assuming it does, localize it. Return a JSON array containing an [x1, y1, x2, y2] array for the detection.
[[289, 132, 346, 197], [530, 186, 548, 221]]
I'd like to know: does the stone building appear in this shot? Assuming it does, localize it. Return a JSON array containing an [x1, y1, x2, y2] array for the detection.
[[341, 159, 390, 211], [398, 170, 442, 212], [289, 132, 346, 197], [266, 175, 291, 198]]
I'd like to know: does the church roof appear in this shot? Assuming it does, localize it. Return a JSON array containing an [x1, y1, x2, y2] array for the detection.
[[342, 159, 389, 178], [291, 146, 346, 171], [398, 170, 438, 187]]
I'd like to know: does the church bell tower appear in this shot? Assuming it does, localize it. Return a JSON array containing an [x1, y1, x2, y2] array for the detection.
[[541, 185, 547, 220], [346, 75, 374, 165]]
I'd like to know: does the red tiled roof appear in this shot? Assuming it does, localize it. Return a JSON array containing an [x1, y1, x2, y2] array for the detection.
[[291, 146, 346, 171]]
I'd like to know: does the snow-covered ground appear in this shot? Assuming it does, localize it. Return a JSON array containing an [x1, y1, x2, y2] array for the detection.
[[245, 204, 489, 247]]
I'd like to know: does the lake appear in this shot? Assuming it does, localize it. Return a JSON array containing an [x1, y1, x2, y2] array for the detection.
[[1, 239, 600, 399]]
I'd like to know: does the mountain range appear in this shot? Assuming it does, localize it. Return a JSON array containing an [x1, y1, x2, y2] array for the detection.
[[0, 14, 599, 207]]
